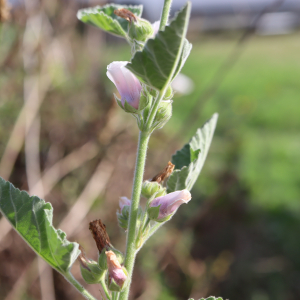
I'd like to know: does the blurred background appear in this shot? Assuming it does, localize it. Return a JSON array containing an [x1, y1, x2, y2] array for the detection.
[[0, 0, 300, 299]]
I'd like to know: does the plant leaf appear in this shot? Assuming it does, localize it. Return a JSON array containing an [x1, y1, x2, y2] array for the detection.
[[126, 2, 191, 90], [0, 177, 80, 273], [77, 4, 143, 38], [167, 113, 218, 193]]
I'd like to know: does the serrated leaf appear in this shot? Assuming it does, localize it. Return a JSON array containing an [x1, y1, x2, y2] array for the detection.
[[77, 4, 143, 38], [0, 177, 80, 273], [167, 113, 218, 193], [126, 2, 191, 90]]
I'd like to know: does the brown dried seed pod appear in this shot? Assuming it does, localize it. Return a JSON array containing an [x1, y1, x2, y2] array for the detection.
[[89, 219, 111, 253]]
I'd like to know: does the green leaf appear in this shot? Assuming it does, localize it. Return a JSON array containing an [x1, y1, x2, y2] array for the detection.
[[77, 4, 143, 38], [167, 113, 218, 193], [126, 2, 192, 90], [0, 177, 80, 273]]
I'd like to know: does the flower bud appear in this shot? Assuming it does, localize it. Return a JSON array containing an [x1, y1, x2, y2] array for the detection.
[[107, 61, 142, 110], [117, 201, 143, 230], [78, 247, 104, 284], [119, 196, 131, 212], [128, 18, 154, 42], [117, 205, 130, 230], [106, 251, 128, 292], [148, 190, 192, 222], [152, 100, 172, 130], [141, 180, 166, 199], [98, 246, 124, 270]]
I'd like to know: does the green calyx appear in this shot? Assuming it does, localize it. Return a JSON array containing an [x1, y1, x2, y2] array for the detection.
[[152, 100, 173, 130], [80, 259, 105, 284], [117, 205, 130, 230], [128, 18, 154, 42], [114, 88, 149, 114], [141, 180, 166, 199], [147, 205, 172, 223], [117, 205, 143, 230]]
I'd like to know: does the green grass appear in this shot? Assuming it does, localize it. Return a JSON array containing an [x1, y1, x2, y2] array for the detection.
[[168, 33, 300, 210]]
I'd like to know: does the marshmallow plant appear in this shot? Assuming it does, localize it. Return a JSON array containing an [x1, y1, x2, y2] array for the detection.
[[0, 1, 220, 300]]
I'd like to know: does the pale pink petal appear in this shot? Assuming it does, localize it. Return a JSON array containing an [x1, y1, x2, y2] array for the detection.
[[107, 61, 142, 109], [149, 189, 191, 220]]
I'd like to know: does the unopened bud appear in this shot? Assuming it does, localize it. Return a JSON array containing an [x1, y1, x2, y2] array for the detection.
[[153, 100, 172, 130], [98, 247, 124, 271], [141, 180, 166, 199], [106, 251, 128, 292], [78, 246, 104, 284], [128, 18, 154, 42], [119, 197, 131, 212]]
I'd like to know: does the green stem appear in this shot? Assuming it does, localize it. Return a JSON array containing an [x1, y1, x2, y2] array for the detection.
[[100, 276, 111, 300], [119, 131, 150, 300], [159, 0, 173, 31], [145, 89, 167, 132], [64, 271, 98, 300]]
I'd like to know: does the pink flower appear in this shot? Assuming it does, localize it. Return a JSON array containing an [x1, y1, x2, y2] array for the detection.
[[106, 251, 127, 288], [149, 189, 191, 220], [151, 20, 160, 37], [119, 196, 131, 212], [107, 61, 142, 109]]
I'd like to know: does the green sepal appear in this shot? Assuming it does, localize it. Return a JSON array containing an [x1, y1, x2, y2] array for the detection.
[[113, 94, 123, 109], [152, 100, 173, 131], [123, 99, 138, 113], [131, 39, 145, 54], [114, 93, 145, 115], [153, 214, 172, 223], [141, 180, 166, 199], [98, 249, 108, 270], [138, 90, 150, 111], [117, 206, 143, 230], [110, 247, 125, 265], [108, 277, 122, 292], [147, 205, 160, 221], [80, 260, 105, 284], [128, 18, 154, 42], [77, 4, 143, 39], [164, 85, 173, 100], [117, 205, 130, 230]]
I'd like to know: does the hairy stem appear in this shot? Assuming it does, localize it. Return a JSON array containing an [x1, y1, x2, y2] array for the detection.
[[119, 131, 150, 300], [64, 271, 98, 300], [145, 88, 167, 132], [159, 0, 173, 31], [100, 276, 111, 300]]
